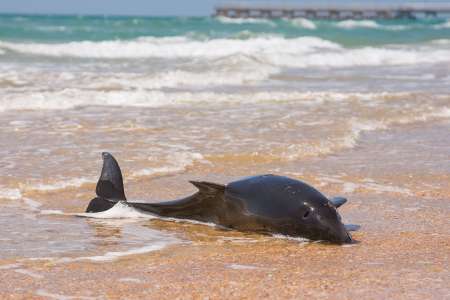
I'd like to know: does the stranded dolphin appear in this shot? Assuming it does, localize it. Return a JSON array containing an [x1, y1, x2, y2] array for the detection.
[[86, 152, 352, 244]]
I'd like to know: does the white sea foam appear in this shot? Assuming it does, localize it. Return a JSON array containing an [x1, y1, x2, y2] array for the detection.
[[320, 175, 412, 196], [336, 20, 380, 29], [36, 289, 99, 300], [36, 25, 68, 32], [131, 152, 205, 178], [27, 177, 95, 192], [271, 234, 309, 243], [431, 39, 450, 45], [343, 119, 388, 148], [0, 58, 279, 90], [279, 46, 450, 68], [0, 188, 22, 200], [216, 16, 275, 26], [1, 37, 449, 70], [89, 67, 278, 90], [227, 264, 261, 270], [289, 18, 317, 30], [118, 277, 143, 283], [74, 242, 172, 262], [23, 198, 42, 211], [0, 36, 340, 59], [333, 20, 416, 31], [78, 201, 218, 229], [0, 90, 420, 112], [0, 263, 21, 270], [77, 201, 156, 219], [14, 268, 44, 279], [434, 20, 450, 29], [40, 209, 65, 215]]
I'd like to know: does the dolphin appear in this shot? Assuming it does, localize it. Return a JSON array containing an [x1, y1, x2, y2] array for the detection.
[[86, 152, 353, 244]]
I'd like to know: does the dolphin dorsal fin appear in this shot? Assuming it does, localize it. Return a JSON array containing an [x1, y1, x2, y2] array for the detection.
[[329, 197, 347, 208], [189, 181, 225, 195], [96, 152, 126, 201]]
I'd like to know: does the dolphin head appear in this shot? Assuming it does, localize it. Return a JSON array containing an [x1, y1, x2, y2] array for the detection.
[[296, 199, 352, 244]]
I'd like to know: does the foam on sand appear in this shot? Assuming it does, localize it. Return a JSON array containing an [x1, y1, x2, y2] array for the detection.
[[0, 188, 22, 200]]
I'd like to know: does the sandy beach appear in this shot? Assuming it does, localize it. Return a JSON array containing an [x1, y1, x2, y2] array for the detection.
[[1, 117, 449, 299]]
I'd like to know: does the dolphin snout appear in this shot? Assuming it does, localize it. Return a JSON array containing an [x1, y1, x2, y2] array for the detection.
[[335, 226, 352, 244]]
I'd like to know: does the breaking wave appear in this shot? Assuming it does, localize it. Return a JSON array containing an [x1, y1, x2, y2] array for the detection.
[[288, 18, 317, 30], [216, 16, 276, 26], [336, 20, 380, 29], [0, 36, 339, 59], [1, 36, 449, 70], [0, 90, 411, 111]]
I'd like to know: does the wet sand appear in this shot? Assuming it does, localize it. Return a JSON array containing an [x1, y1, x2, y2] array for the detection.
[[1, 120, 449, 299]]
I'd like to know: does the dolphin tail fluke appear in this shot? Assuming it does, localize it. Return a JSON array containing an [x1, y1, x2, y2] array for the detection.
[[86, 197, 117, 213], [96, 152, 126, 201], [86, 152, 126, 213]]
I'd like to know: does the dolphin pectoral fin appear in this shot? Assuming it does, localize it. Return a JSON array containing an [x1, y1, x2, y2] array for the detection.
[[189, 181, 225, 194], [95, 152, 126, 201], [345, 224, 361, 232], [330, 196, 347, 208]]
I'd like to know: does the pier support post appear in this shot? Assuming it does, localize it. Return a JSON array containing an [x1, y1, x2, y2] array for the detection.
[[305, 10, 317, 19]]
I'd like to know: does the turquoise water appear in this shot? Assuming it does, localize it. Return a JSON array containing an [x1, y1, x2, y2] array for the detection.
[[0, 14, 449, 46], [0, 13, 450, 111]]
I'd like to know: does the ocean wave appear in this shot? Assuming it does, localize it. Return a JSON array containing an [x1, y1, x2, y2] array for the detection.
[[35, 25, 68, 32], [434, 20, 450, 29], [0, 36, 340, 59], [0, 90, 413, 111], [2, 91, 449, 113], [26, 177, 96, 192], [278, 46, 450, 68], [1, 37, 449, 70], [333, 20, 426, 31], [87, 67, 278, 90], [280, 104, 450, 160], [130, 152, 205, 178], [335, 20, 380, 29], [0, 51, 278, 89], [6, 152, 205, 196], [288, 18, 317, 30], [216, 16, 276, 26], [431, 39, 450, 45]]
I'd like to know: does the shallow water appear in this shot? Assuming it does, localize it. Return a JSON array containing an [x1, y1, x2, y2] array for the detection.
[[0, 14, 449, 299]]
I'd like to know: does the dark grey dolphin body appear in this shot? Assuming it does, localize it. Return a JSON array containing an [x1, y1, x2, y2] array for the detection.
[[86, 153, 352, 244]]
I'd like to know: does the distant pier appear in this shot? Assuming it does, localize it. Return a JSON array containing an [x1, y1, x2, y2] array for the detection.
[[214, 2, 450, 19]]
